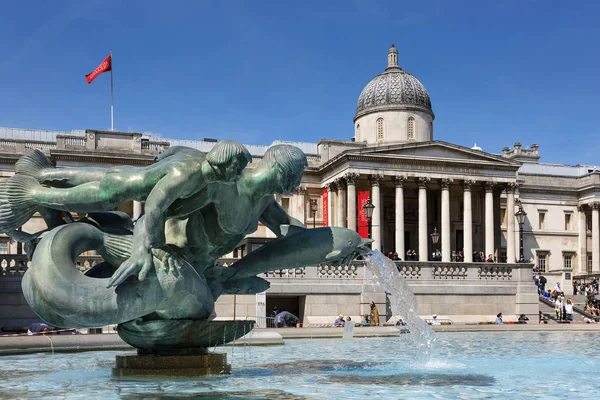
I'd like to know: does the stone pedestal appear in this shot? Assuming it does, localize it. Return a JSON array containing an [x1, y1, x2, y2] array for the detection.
[[113, 353, 230, 377]]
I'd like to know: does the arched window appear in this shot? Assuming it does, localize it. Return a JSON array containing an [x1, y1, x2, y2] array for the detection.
[[407, 116, 415, 140], [356, 124, 361, 142], [376, 118, 384, 141]]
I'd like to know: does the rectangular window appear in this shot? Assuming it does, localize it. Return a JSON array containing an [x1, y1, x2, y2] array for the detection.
[[537, 252, 548, 273], [0, 241, 7, 255], [501, 208, 507, 226], [538, 212, 546, 230], [563, 254, 573, 269], [565, 213, 572, 231], [587, 215, 592, 231], [587, 253, 593, 274]]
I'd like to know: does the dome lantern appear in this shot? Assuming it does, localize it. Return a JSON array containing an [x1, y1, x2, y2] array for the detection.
[[386, 44, 401, 71]]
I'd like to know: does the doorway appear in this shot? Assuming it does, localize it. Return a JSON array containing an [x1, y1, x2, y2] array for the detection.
[[266, 295, 305, 324]]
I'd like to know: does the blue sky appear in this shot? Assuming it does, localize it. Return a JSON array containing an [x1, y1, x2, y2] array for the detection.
[[0, 1, 599, 165]]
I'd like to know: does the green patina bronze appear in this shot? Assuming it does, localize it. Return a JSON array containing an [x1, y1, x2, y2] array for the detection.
[[0, 143, 371, 354]]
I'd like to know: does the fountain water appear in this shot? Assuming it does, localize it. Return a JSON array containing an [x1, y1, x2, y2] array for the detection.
[[364, 250, 436, 361]]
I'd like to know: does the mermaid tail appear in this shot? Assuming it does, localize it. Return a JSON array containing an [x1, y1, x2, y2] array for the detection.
[[15, 149, 56, 182], [22, 222, 214, 328], [0, 175, 39, 233]]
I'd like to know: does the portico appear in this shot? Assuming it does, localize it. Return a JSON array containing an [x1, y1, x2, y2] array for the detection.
[[320, 141, 521, 262]]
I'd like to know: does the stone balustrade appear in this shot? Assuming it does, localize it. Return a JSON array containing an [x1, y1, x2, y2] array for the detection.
[[0, 254, 529, 284]]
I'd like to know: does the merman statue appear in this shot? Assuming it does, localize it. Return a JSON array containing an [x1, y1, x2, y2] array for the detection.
[[0, 142, 371, 354]]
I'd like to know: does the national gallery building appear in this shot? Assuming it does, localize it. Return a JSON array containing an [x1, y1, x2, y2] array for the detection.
[[0, 45, 597, 326]]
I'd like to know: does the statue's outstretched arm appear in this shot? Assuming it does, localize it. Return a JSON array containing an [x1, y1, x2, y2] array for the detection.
[[107, 171, 194, 288], [217, 226, 371, 281], [259, 199, 305, 237]]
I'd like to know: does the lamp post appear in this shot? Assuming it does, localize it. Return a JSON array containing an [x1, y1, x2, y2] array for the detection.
[[515, 202, 527, 262], [363, 199, 375, 246], [310, 199, 319, 229], [430, 227, 440, 260]]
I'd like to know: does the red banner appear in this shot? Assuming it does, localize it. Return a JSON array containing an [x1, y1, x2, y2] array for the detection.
[[358, 190, 370, 238], [85, 54, 112, 84], [322, 188, 328, 227]]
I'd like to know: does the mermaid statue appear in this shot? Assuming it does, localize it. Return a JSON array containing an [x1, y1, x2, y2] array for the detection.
[[0, 141, 370, 354]]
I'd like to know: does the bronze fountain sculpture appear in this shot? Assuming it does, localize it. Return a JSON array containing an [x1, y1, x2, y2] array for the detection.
[[0, 142, 370, 374]]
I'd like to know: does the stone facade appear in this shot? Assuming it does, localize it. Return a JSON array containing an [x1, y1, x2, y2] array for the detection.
[[2, 44, 596, 327]]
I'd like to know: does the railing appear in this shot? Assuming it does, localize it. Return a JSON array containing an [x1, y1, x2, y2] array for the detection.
[[0, 254, 103, 277], [0, 254, 531, 283], [141, 141, 170, 151], [0, 138, 56, 152], [63, 135, 86, 147], [24, 141, 56, 150]]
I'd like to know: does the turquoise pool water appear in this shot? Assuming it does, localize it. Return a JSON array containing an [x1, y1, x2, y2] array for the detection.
[[1, 331, 599, 399]]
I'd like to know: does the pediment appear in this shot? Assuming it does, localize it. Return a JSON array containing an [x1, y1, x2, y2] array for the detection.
[[349, 141, 518, 167]]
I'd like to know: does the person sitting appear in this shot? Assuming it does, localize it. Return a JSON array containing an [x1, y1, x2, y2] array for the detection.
[[485, 254, 494, 263], [392, 252, 400, 261], [543, 289, 551, 299], [554, 282, 565, 297], [539, 311, 548, 324], [334, 314, 345, 327], [518, 314, 529, 324], [430, 314, 441, 326], [361, 314, 370, 327], [495, 313, 504, 324]]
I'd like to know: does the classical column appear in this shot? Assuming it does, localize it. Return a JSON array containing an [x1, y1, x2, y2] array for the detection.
[[593, 203, 600, 273], [578, 206, 587, 274], [345, 173, 358, 231], [506, 184, 516, 263], [326, 183, 334, 227], [133, 201, 143, 220], [463, 180, 474, 263], [484, 182, 495, 259], [418, 177, 430, 262], [294, 186, 306, 224], [393, 176, 406, 259], [336, 177, 346, 228], [370, 175, 384, 252], [441, 178, 452, 262], [328, 182, 337, 227]]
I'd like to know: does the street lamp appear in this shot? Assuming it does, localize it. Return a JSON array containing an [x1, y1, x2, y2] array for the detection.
[[430, 227, 440, 245], [310, 199, 319, 229], [430, 227, 440, 261], [515, 202, 527, 262], [363, 199, 375, 244]]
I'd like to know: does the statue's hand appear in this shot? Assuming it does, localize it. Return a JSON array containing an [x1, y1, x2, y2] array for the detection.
[[156, 251, 188, 298], [107, 250, 154, 288]]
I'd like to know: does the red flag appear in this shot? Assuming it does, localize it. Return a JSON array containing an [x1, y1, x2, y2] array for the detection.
[[85, 54, 112, 84]]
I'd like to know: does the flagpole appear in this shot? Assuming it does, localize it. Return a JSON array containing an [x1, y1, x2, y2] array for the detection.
[[110, 51, 114, 131]]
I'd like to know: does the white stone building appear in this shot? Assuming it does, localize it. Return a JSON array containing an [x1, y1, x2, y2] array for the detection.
[[1, 44, 597, 326]]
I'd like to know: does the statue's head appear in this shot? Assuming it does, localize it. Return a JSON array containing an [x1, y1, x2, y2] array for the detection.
[[262, 145, 307, 194], [206, 140, 252, 183]]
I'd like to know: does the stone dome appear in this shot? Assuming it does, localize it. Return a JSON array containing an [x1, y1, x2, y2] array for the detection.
[[355, 44, 433, 121]]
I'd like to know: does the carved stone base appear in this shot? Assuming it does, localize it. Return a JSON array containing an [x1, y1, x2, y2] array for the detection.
[[112, 353, 230, 377]]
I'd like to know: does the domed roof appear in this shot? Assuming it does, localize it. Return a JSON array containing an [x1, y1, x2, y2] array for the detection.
[[355, 44, 433, 120]]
